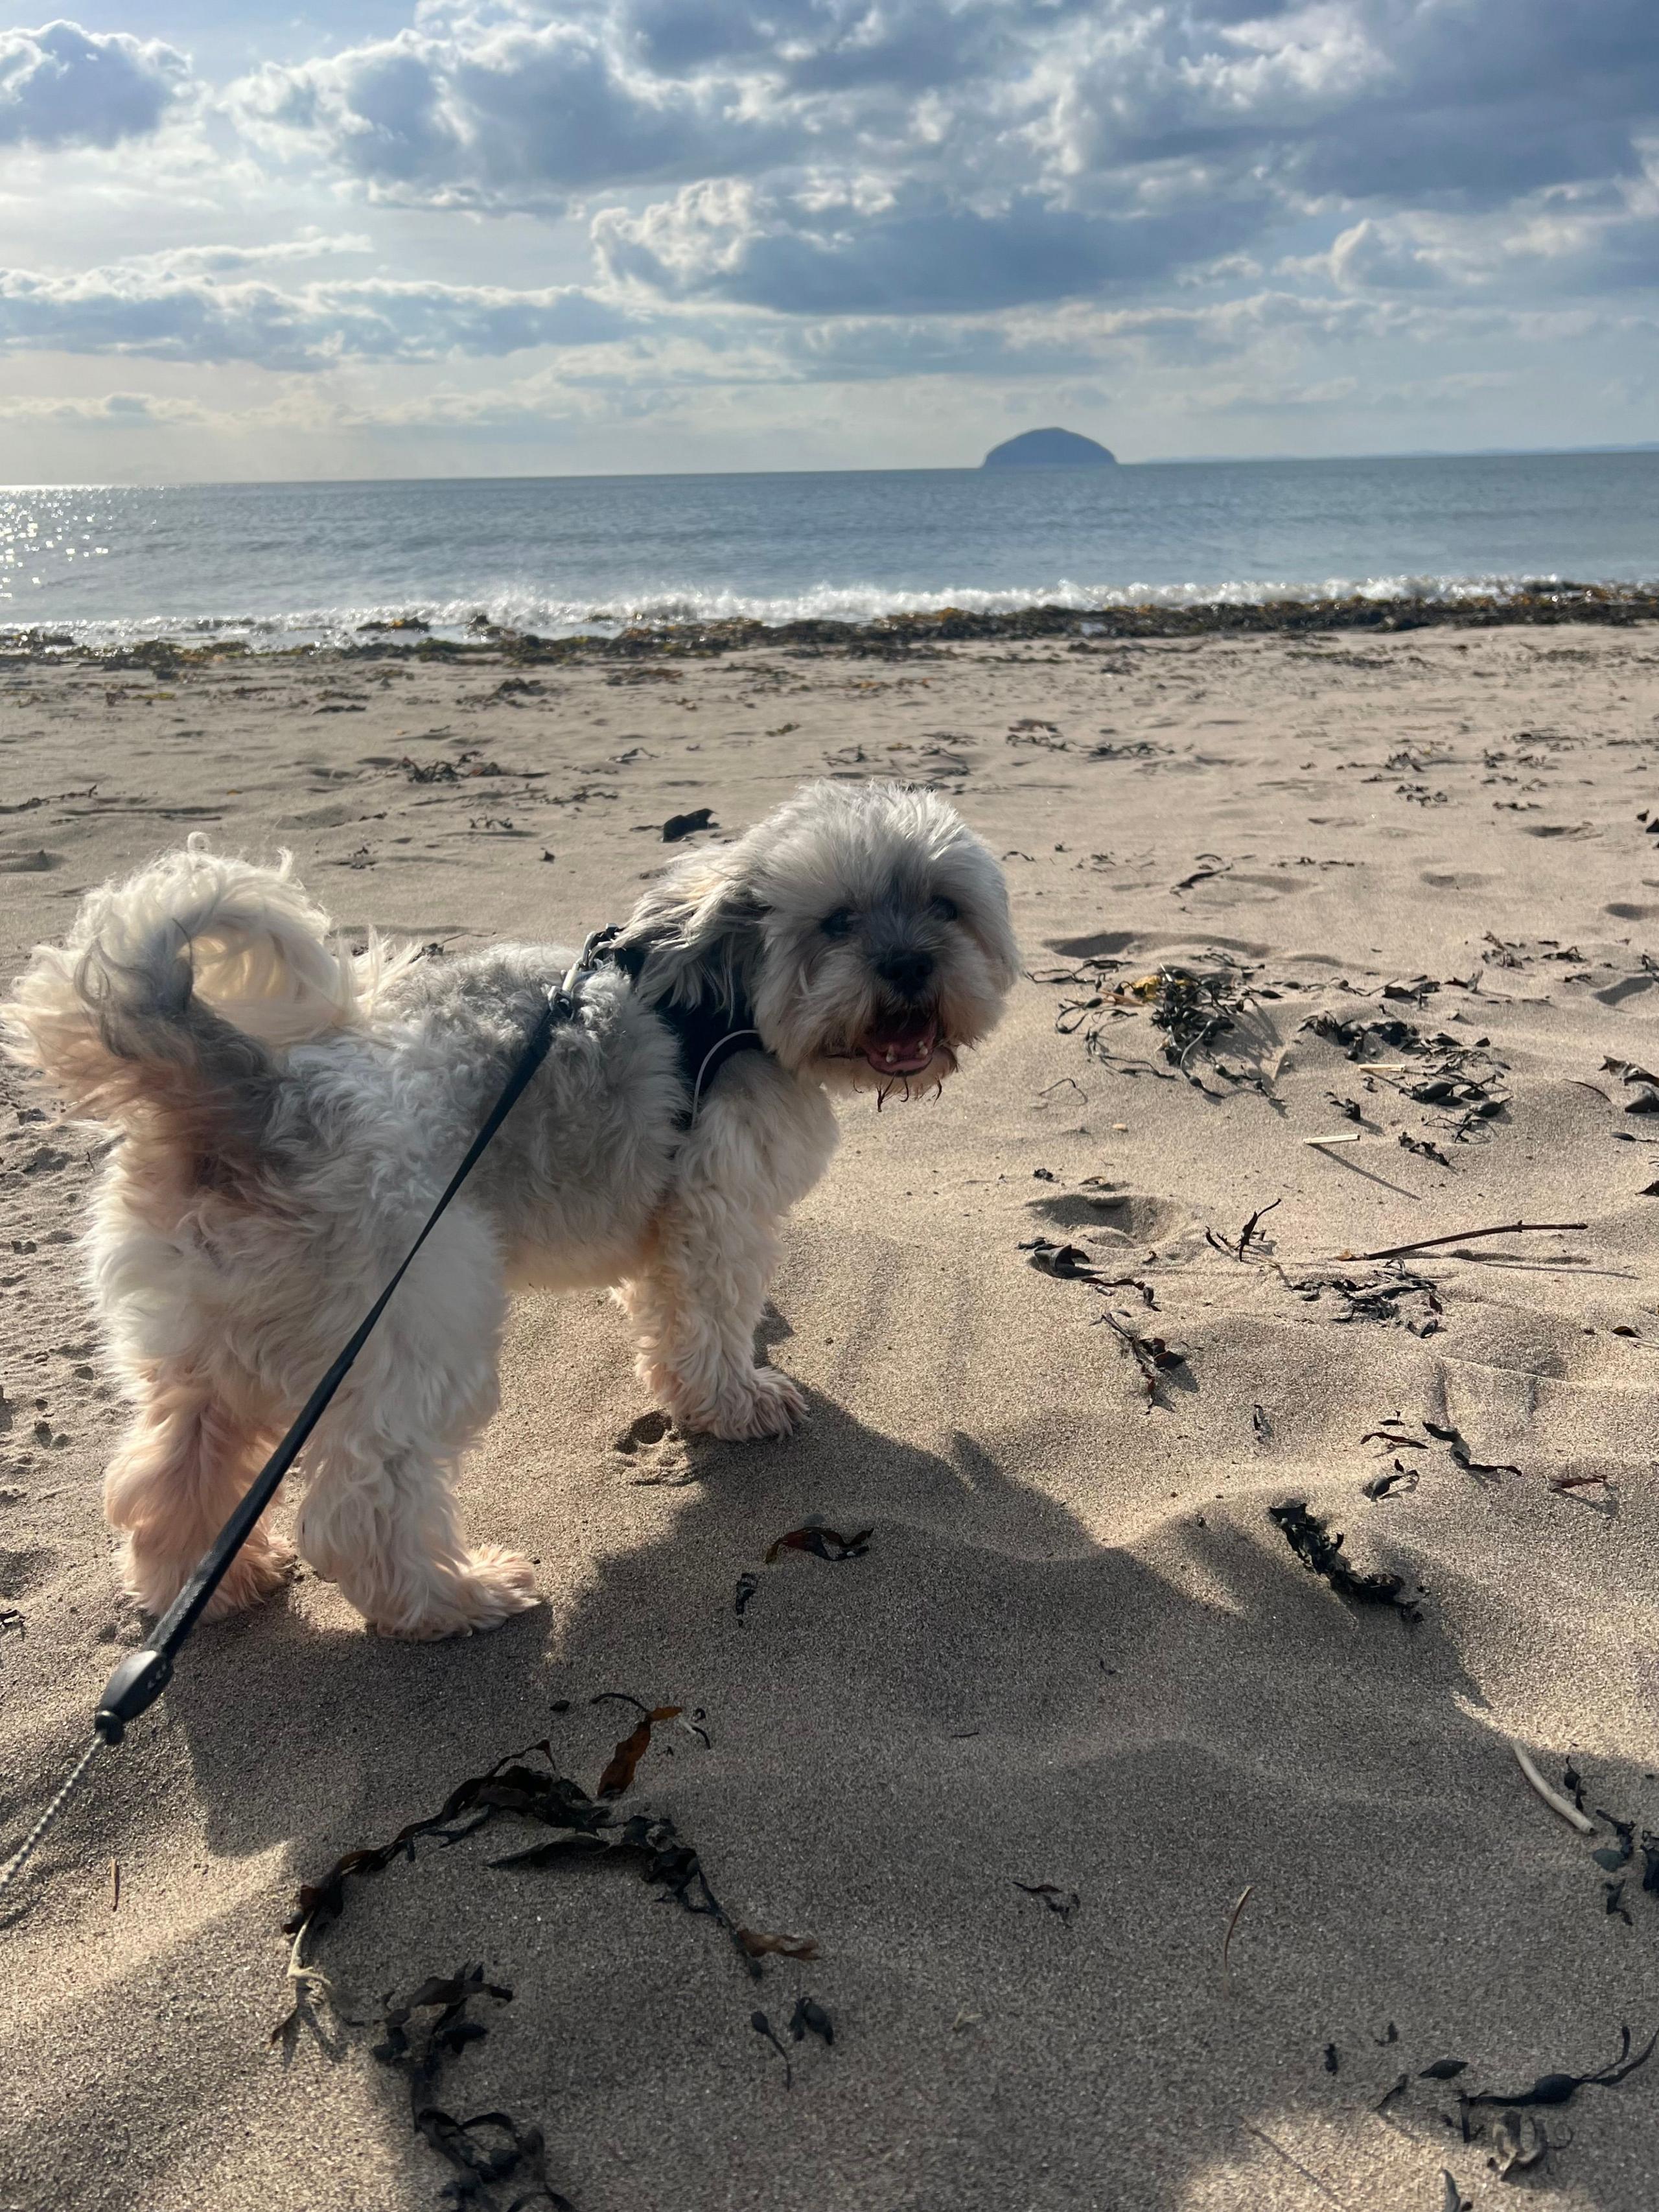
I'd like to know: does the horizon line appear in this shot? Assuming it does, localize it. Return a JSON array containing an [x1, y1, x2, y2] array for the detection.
[[6, 440, 1659, 493]]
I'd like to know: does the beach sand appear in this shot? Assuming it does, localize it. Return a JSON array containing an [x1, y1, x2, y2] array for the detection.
[[5, 619, 1659, 2209]]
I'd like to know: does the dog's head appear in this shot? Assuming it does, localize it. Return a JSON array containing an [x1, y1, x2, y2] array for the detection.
[[618, 780, 1019, 1093]]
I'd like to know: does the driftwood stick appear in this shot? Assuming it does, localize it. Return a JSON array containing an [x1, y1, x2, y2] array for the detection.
[[1353, 1220, 1587, 1263], [1511, 1743, 1595, 1835]]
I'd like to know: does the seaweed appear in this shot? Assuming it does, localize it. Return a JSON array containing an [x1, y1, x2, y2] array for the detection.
[[662, 807, 714, 841], [1144, 960, 1260, 1087], [1205, 1198, 1281, 1261], [789, 1996, 835, 2046], [1362, 1463, 1419, 1502], [1362, 1418, 1430, 1448], [763, 1523, 872, 1565], [1463, 2022, 1658, 2107], [1022, 1237, 1098, 1279], [1036, 951, 1267, 1093], [1304, 1010, 1424, 1059], [734, 1927, 819, 1960], [1423, 1420, 1521, 1480], [282, 1725, 777, 1985], [1092, 1306, 1186, 1400], [1268, 1500, 1422, 1621], [1373, 2071, 1410, 2112], [1307, 1012, 1511, 1142], [1602, 1056, 1659, 1089], [371, 1965, 572, 2211], [1489, 2112, 1553, 2178], [750, 2010, 793, 2086], [491, 1804, 768, 1977], [1591, 1811, 1634, 1872], [597, 1705, 682, 1798], [1021, 1238, 1157, 1306], [1279, 1264, 1442, 1335], [1014, 1881, 1081, 1922], [283, 1740, 605, 1935]]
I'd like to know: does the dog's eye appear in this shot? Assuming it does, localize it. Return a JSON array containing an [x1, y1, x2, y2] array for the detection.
[[820, 908, 855, 939], [930, 896, 959, 923]]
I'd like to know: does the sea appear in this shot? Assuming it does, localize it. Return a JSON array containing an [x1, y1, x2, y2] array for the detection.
[[5, 449, 1658, 650]]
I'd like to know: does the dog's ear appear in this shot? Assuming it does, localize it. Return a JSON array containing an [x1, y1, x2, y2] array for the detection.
[[616, 849, 769, 1010]]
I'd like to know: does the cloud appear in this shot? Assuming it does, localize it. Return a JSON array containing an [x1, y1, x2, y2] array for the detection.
[[120, 234, 377, 278], [0, 388, 207, 422], [219, 1, 1659, 320], [0, 259, 631, 367], [0, 21, 192, 150], [234, 15, 789, 209], [594, 177, 1272, 314]]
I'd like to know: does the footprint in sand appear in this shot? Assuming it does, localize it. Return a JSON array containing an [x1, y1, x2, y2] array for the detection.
[[1027, 1189, 1204, 1253], [0, 1544, 56, 1599], [612, 1408, 697, 1486]]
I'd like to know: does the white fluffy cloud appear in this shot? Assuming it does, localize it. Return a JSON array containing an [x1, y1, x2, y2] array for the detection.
[[233, 15, 791, 209], [215, 0, 1659, 318], [0, 20, 191, 148], [0, 256, 631, 367]]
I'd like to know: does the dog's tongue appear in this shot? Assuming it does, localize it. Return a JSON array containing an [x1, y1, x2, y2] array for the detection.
[[861, 1018, 938, 1075]]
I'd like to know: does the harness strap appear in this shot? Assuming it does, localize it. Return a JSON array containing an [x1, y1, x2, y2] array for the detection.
[[602, 931, 767, 1124]]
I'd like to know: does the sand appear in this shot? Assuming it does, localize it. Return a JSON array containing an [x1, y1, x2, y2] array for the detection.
[[4, 620, 1659, 2211]]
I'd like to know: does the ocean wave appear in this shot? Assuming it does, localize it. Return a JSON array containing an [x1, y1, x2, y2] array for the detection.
[[1, 568, 1634, 651]]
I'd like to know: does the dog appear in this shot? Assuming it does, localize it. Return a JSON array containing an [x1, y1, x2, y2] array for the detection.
[[4, 780, 1017, 1639]]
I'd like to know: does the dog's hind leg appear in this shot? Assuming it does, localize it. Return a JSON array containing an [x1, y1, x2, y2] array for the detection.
[[294, 1426, 536, 1639], [290, 1203, 535, 1638], [105, 1366, 293, 1620]]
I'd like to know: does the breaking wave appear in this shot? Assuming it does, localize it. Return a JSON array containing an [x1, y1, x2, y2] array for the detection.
[[0, 570, 1605, 653]]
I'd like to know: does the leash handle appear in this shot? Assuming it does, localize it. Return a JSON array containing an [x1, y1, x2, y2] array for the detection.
[[93, 953, 593, 1745]]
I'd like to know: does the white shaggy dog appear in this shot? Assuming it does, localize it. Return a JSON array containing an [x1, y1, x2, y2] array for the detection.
[[4, 781, 1017, 1640]]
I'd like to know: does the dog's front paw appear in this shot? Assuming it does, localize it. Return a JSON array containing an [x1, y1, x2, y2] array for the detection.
[[202, 1536, 297, 1619], [700, 1364, 807, 1443], [129, 1533, 296, 1621], [374, 1546, 539, 1640]]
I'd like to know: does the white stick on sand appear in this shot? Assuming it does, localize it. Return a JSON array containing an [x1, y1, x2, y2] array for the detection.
[[1511, 1742, 1596, 1834]]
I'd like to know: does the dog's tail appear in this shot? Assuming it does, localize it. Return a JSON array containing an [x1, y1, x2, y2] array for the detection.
[[3, 835, 412, 1143]]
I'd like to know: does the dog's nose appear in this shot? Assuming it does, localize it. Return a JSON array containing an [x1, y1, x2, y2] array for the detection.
[[877, 948, 934, 996]]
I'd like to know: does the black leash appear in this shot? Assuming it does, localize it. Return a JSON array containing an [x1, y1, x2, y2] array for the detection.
[[1, 930, 614, 1902]]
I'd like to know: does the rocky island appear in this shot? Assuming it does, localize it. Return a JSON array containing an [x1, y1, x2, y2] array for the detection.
[[981, 426, 1117, 467]]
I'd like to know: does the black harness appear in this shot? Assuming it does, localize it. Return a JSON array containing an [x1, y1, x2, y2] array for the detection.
[[597, 928, 767, 1123]]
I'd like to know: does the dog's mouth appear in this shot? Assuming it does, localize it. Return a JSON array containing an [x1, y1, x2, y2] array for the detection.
[[857, 1015, 940, 1077]]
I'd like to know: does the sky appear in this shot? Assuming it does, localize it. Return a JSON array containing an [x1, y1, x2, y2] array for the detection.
[[1, 1, 1657, 480]]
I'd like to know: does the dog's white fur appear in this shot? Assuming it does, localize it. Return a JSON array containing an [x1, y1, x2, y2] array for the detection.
[[3, 781, 1017, 1638]]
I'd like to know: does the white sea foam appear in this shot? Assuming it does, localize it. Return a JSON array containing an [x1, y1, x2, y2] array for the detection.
[[0, 569, 1603, 653]]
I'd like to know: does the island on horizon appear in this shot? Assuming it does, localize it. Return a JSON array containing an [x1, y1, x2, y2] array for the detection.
[[981, 427, 1117, 469]]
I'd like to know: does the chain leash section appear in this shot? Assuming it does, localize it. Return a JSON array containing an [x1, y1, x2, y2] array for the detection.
[[0, 1734, 104, 1903]]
